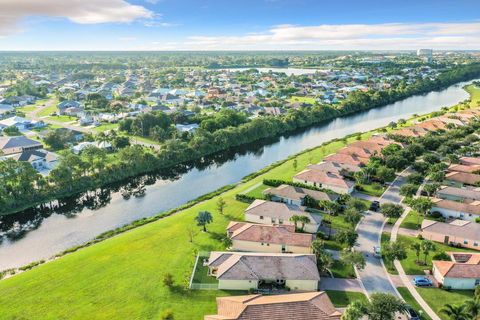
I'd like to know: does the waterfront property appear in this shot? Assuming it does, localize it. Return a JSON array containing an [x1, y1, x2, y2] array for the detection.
[[204, 292, 341, 320], [244, 200, 322, 233], [263, 184, 338, 206], [421, 219, 480, 250], [293, 169, 355, 194], [206, 252, 320, 291], [226, 222, 314, 254], [432, 252, 480, 289]]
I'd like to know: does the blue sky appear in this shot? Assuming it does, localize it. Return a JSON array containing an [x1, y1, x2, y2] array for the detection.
[[1, 0, 479, 50]]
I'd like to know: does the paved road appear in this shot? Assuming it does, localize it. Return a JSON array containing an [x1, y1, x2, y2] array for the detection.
[[355, 210, 399, 297], [319, 278, 364, 292]]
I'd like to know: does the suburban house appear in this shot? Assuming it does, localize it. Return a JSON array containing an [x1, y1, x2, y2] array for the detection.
[[0, 116, 43, 131], [263, 184, 338, 206], [226, 222, 314, 254], [436, 186, 480, 202], [204, 292, 342, 320], [431, 198, 480, 221], [58, 100, 82, 115], [206, 252, 320, 291], [244, 200, 322, 233], [72, 141, 112, 154], [0, 136, 43, 155], [444, 171, 480, 187], [460, 157, 480, 166], [293, 169, 355, 194], [421, 219, 480, 250], [448, 163, 480, 174], [8, 149, 58, 172], [432, 252, 480, 289], [308, 161, 361, 177], [323, 153, 368, 167]]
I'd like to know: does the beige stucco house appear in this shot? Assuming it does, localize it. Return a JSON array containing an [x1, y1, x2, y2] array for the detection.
[[430, 198, 480, 221], [244, 200, 322, 233], [206, 252, 320, 291], [227, 222, 314, 254], [293, 169, 355, 194], [263, 184, 338, 206], [421, 219, 480, 250]]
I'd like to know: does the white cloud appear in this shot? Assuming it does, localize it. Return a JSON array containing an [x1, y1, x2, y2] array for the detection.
[[159, 22, 480, 50], [0, 0, 153, 36]]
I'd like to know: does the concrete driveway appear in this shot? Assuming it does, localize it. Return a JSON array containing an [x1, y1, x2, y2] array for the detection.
[[319, 278, 364, 292]]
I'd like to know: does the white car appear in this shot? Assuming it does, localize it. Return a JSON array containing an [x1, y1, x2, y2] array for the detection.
[[373, 246, 382, 258]]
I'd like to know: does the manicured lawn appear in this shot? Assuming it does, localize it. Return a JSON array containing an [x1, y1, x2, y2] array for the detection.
[[93, 123, 119, 133], [192, 256, 218, 285], [289, 96, 317, 104], [325, 290, 368, 307], [466, 84, 480, 107], [37, 104, 58, 117], [417, 288, 474, 320], [330, 260, 356, 279], [16, 105, 37, 113], [397, 235, 476, 275], [356, 182, 386, 197], [400, 210, 423, 230], [244, 183, 270, 199], [397, 287, 432, 320], [46, 115, 77, 123], [0, 127, 377, 319]]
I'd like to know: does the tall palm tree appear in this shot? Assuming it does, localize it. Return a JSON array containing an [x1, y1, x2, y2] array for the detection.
[[298, 216, 311, 232], [410, 242, 421, 264], [289, 215, 301, 231], [440, 304, 469, 320]]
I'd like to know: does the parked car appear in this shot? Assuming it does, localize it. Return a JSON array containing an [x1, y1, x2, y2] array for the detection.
[[370, 201, 380, 211], [373, 246, 382, 258], [406, 306, 420, 320], [413, 276, 433, 287]]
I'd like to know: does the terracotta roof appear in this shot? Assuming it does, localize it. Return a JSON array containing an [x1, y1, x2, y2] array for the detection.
[[460, 157, 480, 166], [445, 171, 480, 186], [308, 162, 361, 174], [245, 200, 322, 225], [417, 119, 447, 131], [337, 145, 376, 158], [431, 198, 480, 216], [205, 292, 342, 320], [207, 252, 320, 281], [448, 163, 480, 174], [421, 219, 480, 240], [433, 252, 480, 279], [323, 153, 368, 166], [227, 222, 314, 248], [264, 184, 338, 202], [435, 116, 467, 127], [294, 169, 354, 189]]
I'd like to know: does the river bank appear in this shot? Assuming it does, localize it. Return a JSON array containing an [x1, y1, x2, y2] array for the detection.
[[0, 84, 478, 319]]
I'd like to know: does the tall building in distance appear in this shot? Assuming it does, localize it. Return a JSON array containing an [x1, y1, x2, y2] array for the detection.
[[417, 49, 433, 62]]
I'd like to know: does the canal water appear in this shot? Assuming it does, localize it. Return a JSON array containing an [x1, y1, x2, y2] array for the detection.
[[0, 79, 476, 270]]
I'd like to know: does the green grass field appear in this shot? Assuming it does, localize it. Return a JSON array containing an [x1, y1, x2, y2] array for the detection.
[[356, 182, 386, 197], [93, 123, 119, 133], [325, 290, 368, 307], [0, 129, 375, 319], [289, 95, 317, 104], [417, 288, 474, 320], [37, 104, 58, 117], [46, 115, 78, 123], [400, 210, 423, 230]]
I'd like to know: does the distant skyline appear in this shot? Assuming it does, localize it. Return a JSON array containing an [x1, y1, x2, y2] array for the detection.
[[0, 0, 480, 51]]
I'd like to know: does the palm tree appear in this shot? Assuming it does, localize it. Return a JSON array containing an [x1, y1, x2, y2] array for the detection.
[[298, 215, 311, 232], [410, 242, 421, 264], [289, 215, 301, 231], [195, 211, 213, 232], [465, 299, 480, 320], [440, 304, 469, 320], [421, 240, 436, 265]]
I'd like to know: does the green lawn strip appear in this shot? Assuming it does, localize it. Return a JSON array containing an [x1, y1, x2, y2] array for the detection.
[[244, 183, 269, 199], [416, 288, 474, 320], [380, 232, 398, 275], [396, 235, 476, 275], [325, 290, 368, 308], [37, 104, 58, 117], [397, 287, 432, 320], [45, 115, 78, 123], [400, 210, 423, 230], [289, 96, 317, 104], [330, 260, 355, 279], [356, 182, 385, 197], [93, 123, 119, 133]]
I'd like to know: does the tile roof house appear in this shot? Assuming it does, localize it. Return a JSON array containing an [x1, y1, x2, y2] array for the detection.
[[431, 198, 480, 221], [436, 186, 480, 203], [7, 149, 58, 173], [421, 219, 480, 250], [308, 161, 361, 177], [227, 222, 314, 254], [432, 252, 480, 289], [263, 184, 338, 206], [460, 157, 480, 166], [448, 163, 480, 174], [323, 153, 368, 167], [205, 292, 342, 320], [293, 169, 355, 194], [0, 136, 43, 155], [244, 200, 322, 233], [206, 252, 320, 291], [444, 171, 480, 187]]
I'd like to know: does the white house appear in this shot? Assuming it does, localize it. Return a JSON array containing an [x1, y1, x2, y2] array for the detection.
[[432, 252, 480, 290], [430, 198, 480, 221], [293, 169, 355, 194]]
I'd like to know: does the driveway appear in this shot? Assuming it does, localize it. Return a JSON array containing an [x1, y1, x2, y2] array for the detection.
[[319, 278, 364, 292]]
